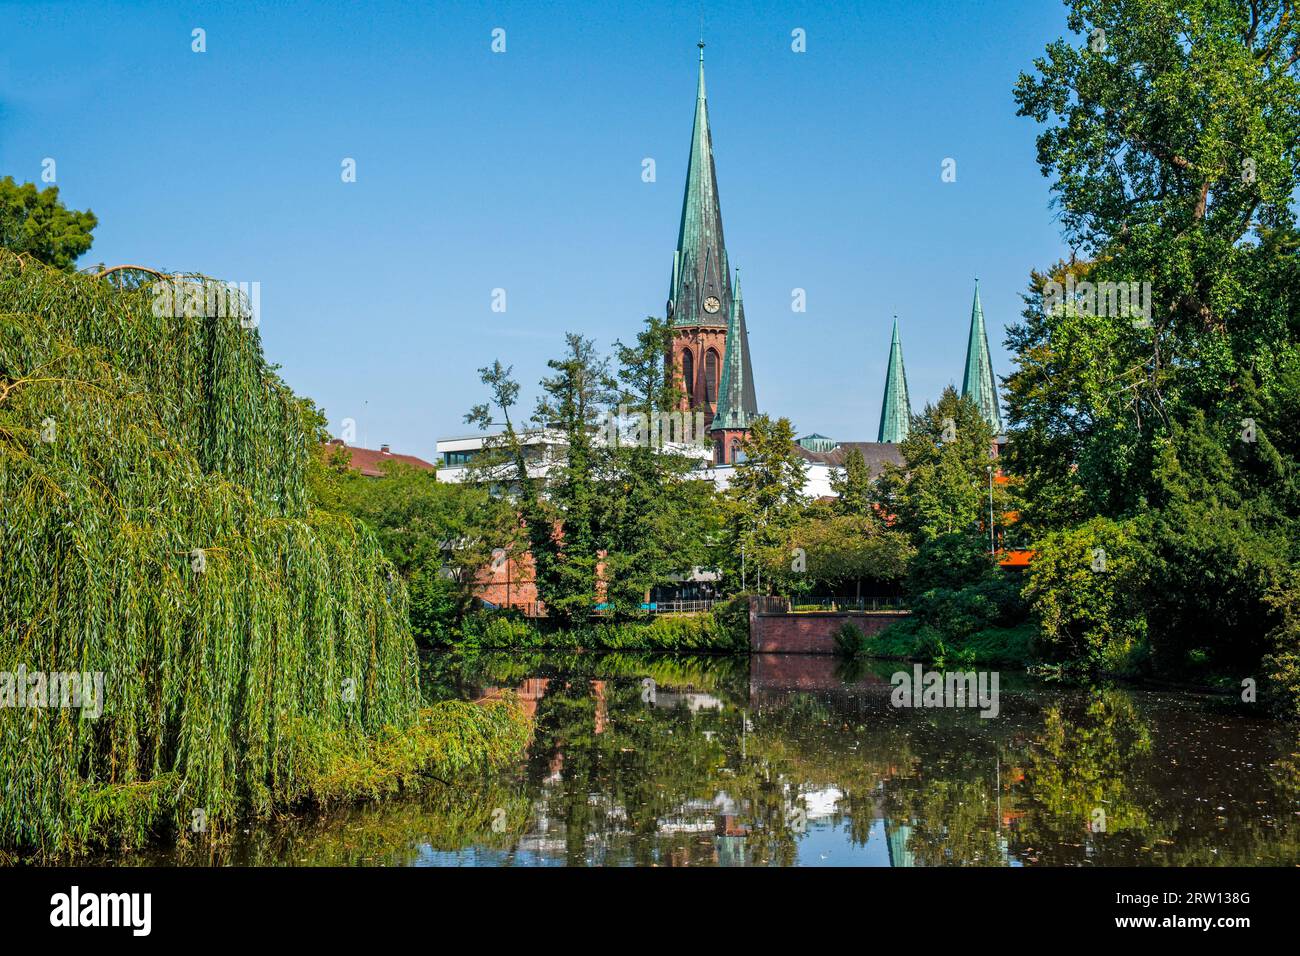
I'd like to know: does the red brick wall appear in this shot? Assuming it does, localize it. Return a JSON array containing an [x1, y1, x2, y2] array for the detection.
[[749, 601, 909, 654], [471, 547, 608, 613], [670, 325, 727, 418], [473, 551, 539, 610]]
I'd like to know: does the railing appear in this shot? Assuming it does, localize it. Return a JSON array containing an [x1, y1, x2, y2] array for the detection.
[[785, 596, 907, 613], [479, 595, 905, 619], [785, 598, 909, 613], [480, 600, 547, 618], [752, 596, 791, 615], [479, 599, 719, 618], [643, 599, 718, 614]]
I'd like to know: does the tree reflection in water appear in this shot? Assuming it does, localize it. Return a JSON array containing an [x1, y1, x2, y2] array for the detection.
[[105, 652, 1300, 866]]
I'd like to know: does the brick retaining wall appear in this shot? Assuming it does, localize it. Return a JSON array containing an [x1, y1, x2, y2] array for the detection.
[[748, 597, 909, 654]]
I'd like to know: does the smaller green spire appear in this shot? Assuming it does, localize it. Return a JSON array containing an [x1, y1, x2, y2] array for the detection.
[[711, 269, 752, 432], [877, 316, 911, 443], [962, 279, 1002, 433]]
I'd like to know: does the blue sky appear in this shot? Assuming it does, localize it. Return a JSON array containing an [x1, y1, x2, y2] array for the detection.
[[2, 0, 1073, 459]]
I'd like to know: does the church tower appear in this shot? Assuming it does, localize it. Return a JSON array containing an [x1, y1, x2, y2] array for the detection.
[[962, 279, 1002, 435], [878, 317, 911, 443], [711, 270, 754, 463], [666, 42, 758, 458]]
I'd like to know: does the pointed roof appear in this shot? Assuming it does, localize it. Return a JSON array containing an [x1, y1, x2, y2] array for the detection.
[[711, 270, 758, 430], [668, 42, 730, 329], [877, 317, 911, 443], [962, 280, 1002, 433]]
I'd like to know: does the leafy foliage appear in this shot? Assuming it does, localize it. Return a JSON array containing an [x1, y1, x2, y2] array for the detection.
[[1007, 0, 1300, 699], [466, 320, 721, 619], [874, 387, 1005, 544], [0, 252, 529, 856], [1023, 516, 1148, 672], [457, 609, 748, 653], [832, 621, 869, 658], [308, 453, 517, 643], [0, 177, 98, 271]]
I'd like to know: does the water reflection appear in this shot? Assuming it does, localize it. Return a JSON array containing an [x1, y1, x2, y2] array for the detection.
[[114, 652, 1300, 866]]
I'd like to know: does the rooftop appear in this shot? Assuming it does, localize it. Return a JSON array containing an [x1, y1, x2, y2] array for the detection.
[[793, 441, 904, 476], [324, 439, 435, 477]]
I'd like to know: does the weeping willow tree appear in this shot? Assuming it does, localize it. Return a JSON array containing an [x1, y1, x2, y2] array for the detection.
[[0, 251, 525, 857]]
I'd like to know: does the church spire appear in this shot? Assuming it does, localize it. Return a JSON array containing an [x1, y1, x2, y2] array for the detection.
[[712, 269, 756, 431], [877, 317, 911, 443], [961, 279, 1002, 433], [668, 41, 730, 329]]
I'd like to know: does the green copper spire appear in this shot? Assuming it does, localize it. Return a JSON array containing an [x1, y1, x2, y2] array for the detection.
[[712, 270, 757, 431], [962, 280, 1002, 433], [668, 42, 731, 329], [877, 317, 911, 443]]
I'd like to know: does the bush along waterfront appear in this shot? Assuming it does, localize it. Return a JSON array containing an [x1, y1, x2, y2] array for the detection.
[[0, 252, 531, 858], [454, 598, 750, 654]]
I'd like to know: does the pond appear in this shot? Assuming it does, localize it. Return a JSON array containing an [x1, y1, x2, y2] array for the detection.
[[108, 652, 1300, 866]]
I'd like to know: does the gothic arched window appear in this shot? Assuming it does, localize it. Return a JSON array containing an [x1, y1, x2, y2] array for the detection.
[[682, 348, 695, 401], [705, 348, 719, 403]]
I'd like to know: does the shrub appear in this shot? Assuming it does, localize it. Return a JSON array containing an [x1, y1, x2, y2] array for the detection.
[[1263, 575, 1300, 718], [1023, 516, 1148, 672], [454, 607, 748, 653], [832, 621, 868, 658]]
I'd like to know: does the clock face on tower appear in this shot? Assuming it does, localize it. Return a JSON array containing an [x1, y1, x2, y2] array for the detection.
[[703, 295, 721, 314]]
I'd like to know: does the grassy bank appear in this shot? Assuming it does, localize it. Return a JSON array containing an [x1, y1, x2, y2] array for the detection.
[[0, 253, 531, 857], [451, 599, 749, 654], [41, 699, 531, 859], [846, 618, 1037, 668]]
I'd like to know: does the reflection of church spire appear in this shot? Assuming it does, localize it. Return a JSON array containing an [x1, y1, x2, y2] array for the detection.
[[884, 818, 919, 868]]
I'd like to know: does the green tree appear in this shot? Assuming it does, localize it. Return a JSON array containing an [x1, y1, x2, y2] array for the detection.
[[782, 506, 912, 598], [1008, 1, 1300, 689], [0, 177, 98, 270], [1010, 0, 1300, 509], [467, 337, 619, 624], [601, 317, 717, 611], [308, 444, 516, 642], [1023, 516, 1148, 673], [531, 334, 618, 622], [465, 358, 558, 615], [875, 387, 1006, 545], [720, 415, 808, 593], [830, 447, 874, 516]]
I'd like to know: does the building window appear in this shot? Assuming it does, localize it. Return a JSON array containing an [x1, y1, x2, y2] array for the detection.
[[443, 450, 478, 466], [731, 440, 743, 464], [682, 348, 694, 401], [705, 348, 719, 403]]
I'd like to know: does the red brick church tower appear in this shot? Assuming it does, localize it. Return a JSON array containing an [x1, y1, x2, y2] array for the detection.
[[666, 43, 758, 464]]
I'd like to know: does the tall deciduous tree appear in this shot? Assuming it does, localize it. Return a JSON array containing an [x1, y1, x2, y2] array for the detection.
[[601, 318, 717, 610], [830, 447, 874, 516], [1009, 0, 1300, 693], [720, 415, 808, 592], [875, 387, 1007, 546], [0, 177, 97, 271], [532, 334, 618, 622]]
